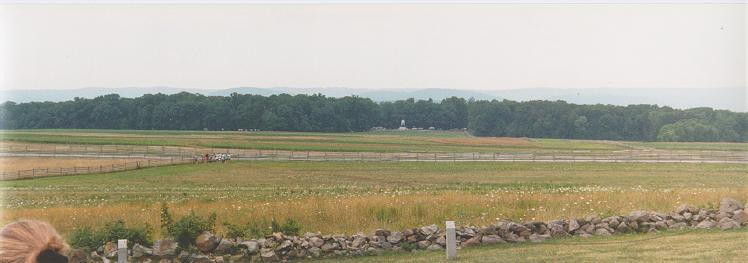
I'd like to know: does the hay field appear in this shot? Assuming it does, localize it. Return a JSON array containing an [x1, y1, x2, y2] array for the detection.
[[1, 161, 745, 238]]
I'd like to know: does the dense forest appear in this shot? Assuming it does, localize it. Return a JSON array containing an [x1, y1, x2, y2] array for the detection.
[[1, 92, 746, 142]]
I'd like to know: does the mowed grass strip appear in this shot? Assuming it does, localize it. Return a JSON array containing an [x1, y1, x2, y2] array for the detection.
[[625, 141, 748, 152], [1, 161, 745, 237], [326, 228, 748, 262], [2, 161, 745, 190], [0, 130, 624, 153]]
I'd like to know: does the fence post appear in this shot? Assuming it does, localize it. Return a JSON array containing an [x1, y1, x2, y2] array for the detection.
[[117, 239, 127, 263], [446, 221, 456, 260]]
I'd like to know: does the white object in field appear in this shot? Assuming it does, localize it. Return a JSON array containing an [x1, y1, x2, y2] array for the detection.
[[446, 221, 456, 260], [401, 119, 406, 127], [117, 239, 127, 263]]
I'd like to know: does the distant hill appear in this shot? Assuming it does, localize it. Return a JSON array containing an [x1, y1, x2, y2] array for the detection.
[[487, 87, 746, 112], [1, 87, 201, 103], [2, 86, 744, 112], [357, 88, 496, 102]]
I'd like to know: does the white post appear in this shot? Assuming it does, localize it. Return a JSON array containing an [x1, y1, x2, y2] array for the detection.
[[446, 221, 456, 260], [117, 239, 127, 263]]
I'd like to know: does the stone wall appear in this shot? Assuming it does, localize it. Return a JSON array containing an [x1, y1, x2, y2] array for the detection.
[[86, 197, 747, 263]]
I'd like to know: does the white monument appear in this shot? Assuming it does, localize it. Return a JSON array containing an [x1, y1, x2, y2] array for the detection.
[[398, 119, 408, 131]]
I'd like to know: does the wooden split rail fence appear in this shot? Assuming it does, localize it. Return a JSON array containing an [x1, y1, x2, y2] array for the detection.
[[1, 143, 745, 163], [0, 157, 192, 181], [1, 143, 746, 180]]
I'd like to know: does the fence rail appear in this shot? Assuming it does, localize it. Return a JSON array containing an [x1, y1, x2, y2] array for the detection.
[[2, 143, 746, 162], [1, 143, 746, 180], [0, 157, 192, 181]]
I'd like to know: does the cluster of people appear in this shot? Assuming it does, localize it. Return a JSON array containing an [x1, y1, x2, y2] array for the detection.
[[193, 153, 232, 164]]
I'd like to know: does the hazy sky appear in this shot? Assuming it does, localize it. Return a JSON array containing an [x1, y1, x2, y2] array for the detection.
[[1, 3, 745, 90]]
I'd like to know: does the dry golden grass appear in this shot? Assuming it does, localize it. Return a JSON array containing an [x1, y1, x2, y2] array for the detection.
[[0, 161, 745, 238], [427, 137, 533, 147], [3, 188, 746, 238], [0, 157, 147, 172]]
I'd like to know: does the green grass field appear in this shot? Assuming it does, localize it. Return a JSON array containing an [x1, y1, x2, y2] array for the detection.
[[626, 141, 748, 152], [1, 161, 745, 238], [3, 129, 745, 153], [326, 228, 748, 262], [1, 130, 746, 261], [0, 129, 627, 153]]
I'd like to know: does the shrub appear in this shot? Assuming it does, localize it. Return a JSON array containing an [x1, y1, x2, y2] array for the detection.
[[401, 242, 418, 251], [222, 220, 271, 238], [223, 218, 302, 238], [69, 227, 102, 251], [69, 220, 152, 250], [160, 203, 217, 247], [247, 221, 270, 238], [271, 218, 302, 236], [223, 221, 248, 238], [100, 220, 152, 247]]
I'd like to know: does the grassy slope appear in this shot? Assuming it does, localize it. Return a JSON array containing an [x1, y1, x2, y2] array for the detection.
[[3, 161, 746, 190], [327, 228, 748, 263]]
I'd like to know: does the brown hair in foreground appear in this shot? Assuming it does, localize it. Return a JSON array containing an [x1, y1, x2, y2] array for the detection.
[[0, 220, 69, 263]]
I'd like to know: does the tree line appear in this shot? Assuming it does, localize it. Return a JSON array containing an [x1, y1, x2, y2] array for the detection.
[[1, 92, 746, 142]]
